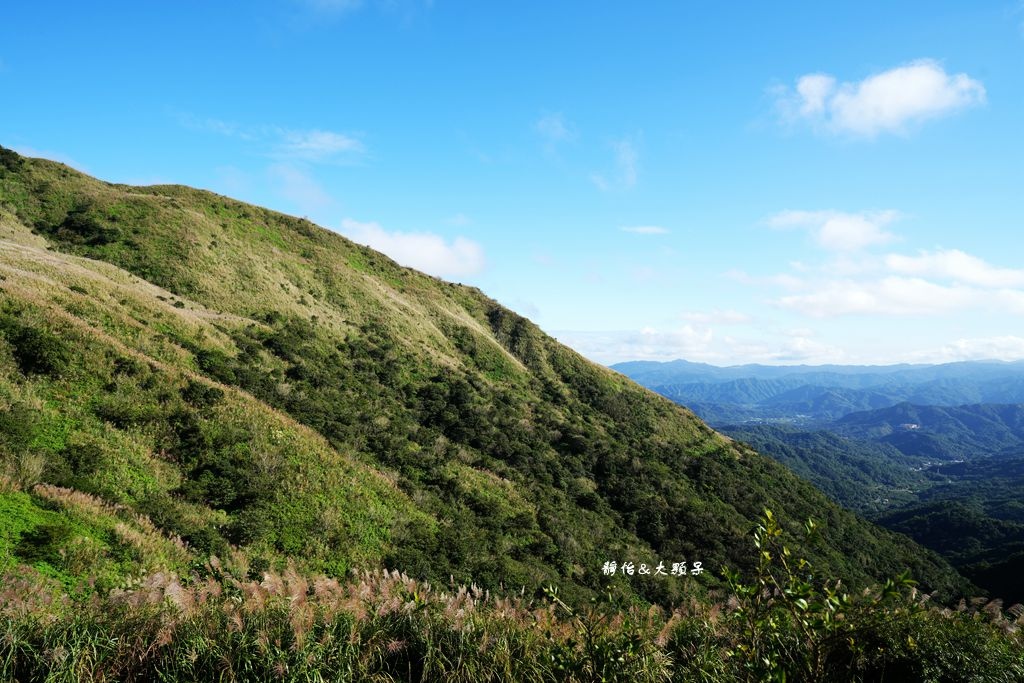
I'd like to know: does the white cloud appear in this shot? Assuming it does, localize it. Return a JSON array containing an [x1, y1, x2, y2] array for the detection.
[[776, 277, 970, 317], [621, 225, 669, 235], [885, 249, 1024, 288], [768, 209, 899, 251], [591, 137, 639, 191], [923, 336, 1024, 362], [340, 218, 485, 278], [795, 73, 836, 116], [776, 59, 985, 136], [776, 277, 1024, 318], [176, 113, 364, 163], [737, 234, 1024, 321], [176, 114, 254, 139], [277, 129, 364, 162], [535, 113, 575, 144], [556, 326, 844, 365], [557, 326, 714, 363]]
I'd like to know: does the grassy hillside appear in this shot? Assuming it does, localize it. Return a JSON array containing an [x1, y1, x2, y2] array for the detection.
[[0, 146, 968, 605]]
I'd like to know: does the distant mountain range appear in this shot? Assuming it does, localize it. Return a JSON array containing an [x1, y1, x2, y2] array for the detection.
[[613, 359, 1024, 425], [614, 358, 1024, 603]]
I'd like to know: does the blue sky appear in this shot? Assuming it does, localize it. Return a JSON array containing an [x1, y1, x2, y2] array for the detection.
[[3, 1, 1023, 365]]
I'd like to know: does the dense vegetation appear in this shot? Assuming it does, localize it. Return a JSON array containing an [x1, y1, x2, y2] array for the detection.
[[875, 454, 1024, 606], [721, 420, 1024, 605], [3, 146, 1020, 679], [2, 504, 1021, 682], [621, 354, 1024, 610], [832, 403, 1024, 461], [721, 425, 930, 515]]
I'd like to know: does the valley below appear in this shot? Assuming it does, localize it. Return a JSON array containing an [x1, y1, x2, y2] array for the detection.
[[615, 359, 1024, 606]]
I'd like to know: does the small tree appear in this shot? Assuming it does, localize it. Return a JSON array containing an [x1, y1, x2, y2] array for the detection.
[[724, 509, 920, 681]]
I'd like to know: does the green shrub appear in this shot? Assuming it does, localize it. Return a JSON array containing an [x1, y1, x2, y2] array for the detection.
[[0, 317, 70, 376]]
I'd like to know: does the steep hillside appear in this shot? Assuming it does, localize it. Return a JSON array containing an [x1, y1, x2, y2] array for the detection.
[[0, 146, 968, 602]]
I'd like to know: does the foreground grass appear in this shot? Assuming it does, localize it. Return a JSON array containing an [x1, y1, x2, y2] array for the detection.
[[2, 513, 1022, 683]]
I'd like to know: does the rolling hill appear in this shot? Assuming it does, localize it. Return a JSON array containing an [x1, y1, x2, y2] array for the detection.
[[0, 145, 969, 604]]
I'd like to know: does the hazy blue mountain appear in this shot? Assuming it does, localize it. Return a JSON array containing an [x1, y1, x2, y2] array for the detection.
[[614, 359, 1024, 423]]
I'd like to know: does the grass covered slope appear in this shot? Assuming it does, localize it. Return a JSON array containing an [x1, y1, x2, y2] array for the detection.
[[0, 146, 969, 602]]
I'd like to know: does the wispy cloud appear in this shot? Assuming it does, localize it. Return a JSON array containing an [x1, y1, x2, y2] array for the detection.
[[768, 210, 900, 251], [214, 166, 253, 197], [276, 129, 364, 162], [535, 113, 576, 145], [295, 0, 433, 23], [301, 0, 364, 12], [556, 326, 843, 365], [557, 326, 713, 363], [739, 211, 1024, 321], [725, 269, 804, 290], [176, 113, 365, 163], [176, 114, 258, 140], [774, 59, 985, 137], [591, 136, 639, 191], [339, 218, 485, 278], [621, 225, 669, 235]]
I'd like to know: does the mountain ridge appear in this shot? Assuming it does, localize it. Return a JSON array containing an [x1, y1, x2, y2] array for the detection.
[[0, 146, 969, 603]]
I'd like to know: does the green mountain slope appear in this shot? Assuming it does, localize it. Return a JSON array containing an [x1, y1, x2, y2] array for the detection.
[[834, 402, 1024, 460], [874, 454, 1024, 605], [722, 425, 930, 515], [0, 146, 969, 602]]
